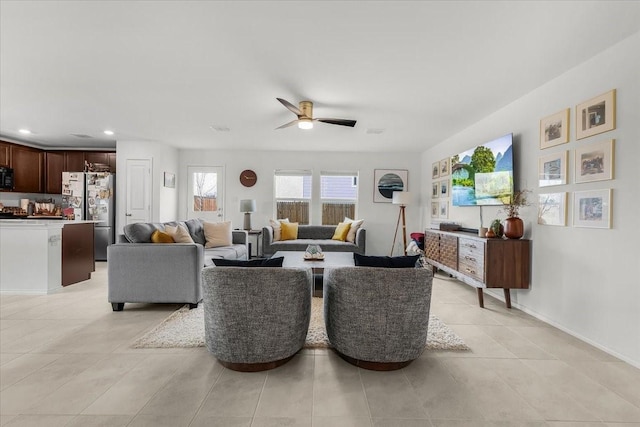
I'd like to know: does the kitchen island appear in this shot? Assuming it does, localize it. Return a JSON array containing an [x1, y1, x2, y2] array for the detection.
[[0, 220, 95, 294]]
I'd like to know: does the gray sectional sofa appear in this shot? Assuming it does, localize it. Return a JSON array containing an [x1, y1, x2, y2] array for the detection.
[[108, 219, 248, 311], [262, 224, 365, 256]]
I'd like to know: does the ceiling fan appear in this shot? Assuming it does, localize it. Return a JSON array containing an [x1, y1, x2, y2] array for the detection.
[[275, 98, 356, 130]]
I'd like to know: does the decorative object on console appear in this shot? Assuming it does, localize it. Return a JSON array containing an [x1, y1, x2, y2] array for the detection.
[[502, 190, 530, 239], [576, 89, 616, 140], [574, 139, 614, 183], [540, 108, 570, 149], [490, 219, 504, 237], [374, 169, 408, 203], [390, 191, 411, 256], [240, 199, 256, 230], [240, 169, 257, 187]]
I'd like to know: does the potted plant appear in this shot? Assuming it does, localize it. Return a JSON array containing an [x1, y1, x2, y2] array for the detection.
[[490, 218, 504, 238], [501, 190, 530, 239]]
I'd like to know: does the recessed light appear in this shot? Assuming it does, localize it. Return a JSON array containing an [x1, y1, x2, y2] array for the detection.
[[104, 130, 114, 136], [19, 129, 31, 134]]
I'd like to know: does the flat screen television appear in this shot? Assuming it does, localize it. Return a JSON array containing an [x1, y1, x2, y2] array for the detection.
[[451, 133, 514, 206]]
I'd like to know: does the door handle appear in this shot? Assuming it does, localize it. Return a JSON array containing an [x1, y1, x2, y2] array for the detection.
[[125, 213, 132, 216]]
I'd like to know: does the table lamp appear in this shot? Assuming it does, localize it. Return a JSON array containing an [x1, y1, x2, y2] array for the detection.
[[391, 191, 411, 256], [240, 199, 256, 231]]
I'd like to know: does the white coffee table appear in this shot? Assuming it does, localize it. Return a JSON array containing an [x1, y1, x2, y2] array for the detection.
[[272, 251, 355, 296]]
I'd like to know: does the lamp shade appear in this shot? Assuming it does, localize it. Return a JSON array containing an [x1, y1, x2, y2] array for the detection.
[[239, 199, 256, 213], [392, 191, 411, 205]]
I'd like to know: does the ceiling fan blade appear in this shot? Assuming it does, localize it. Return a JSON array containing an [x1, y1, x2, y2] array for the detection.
[[276, 98, 302, 116], [275, 119, 299, 130], [316, 118, 357, 127]]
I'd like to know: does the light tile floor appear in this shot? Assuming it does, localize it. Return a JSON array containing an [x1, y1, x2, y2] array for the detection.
[[1, 264, 639, 427]]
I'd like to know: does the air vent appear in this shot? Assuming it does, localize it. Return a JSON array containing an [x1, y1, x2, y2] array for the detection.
[[210, 125, 230, 132], [366, 128, 385, 135], [70, 133, 93, 138]]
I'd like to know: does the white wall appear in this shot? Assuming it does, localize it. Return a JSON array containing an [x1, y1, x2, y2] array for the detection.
[[421, 32, 640, 367], [178, 149, 422, 257], [115, 140, 178, 234]]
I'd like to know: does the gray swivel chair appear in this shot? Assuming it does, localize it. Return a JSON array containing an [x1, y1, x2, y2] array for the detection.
[[323, 266, 433, 370], [201, 266, 313, 371]]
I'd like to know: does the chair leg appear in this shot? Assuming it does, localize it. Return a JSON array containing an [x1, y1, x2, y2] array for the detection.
[[111, 303, 124, 311]]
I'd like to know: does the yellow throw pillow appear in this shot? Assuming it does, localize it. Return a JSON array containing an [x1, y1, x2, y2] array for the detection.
[[164, 224, 194, 243], [332, 222, 351, 241], [151, 230, 174, 243], [203, 221, 232, 248], [280, 221, 299, 241], [269, 218, 289, 241], [344, 217, 364, 243]]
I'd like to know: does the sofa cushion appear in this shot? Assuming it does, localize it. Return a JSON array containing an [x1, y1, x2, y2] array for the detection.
[[165, 224, 194, 243], [344, 217, 364, 243], [332, 222, 351, 241], [123, 222, 164, 243], [353, 253, 420, 268], [151, 230, 174, 243], [280, 222, 299, 241], [204, 221, 232, 248], [212, 257, 284, 268], [269, 218, 289, 241], [184, 218, 206, 245]]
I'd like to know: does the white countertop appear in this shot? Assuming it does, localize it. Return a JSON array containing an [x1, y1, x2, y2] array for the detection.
[[0, 219, 98, 228]]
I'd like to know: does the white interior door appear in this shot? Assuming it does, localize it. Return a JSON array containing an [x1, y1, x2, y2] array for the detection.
[[187, 166, 224, 222], [126, 159, 151, 225]]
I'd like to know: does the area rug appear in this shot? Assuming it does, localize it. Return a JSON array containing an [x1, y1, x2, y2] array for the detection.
[[131, 298, 469, 351]]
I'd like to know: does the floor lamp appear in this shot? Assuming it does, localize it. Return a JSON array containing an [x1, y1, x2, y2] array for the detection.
[[240, 199, 256, 231], [390, 191, 411, 256]]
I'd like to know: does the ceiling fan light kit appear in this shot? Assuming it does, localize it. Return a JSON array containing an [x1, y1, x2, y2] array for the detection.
[[276, 98, 356, 130]]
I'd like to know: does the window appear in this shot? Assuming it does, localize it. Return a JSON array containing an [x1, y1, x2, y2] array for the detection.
[[321, 171, 358, 225], [274, 170, 312, 224], [187, 166, 224, 222]]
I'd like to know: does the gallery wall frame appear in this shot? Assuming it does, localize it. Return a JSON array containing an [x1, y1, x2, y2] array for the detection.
[[538, 150, 568, 187], [439, 158, 450, 177], [576, 89, 616, 140], [573, 189, 612, 229], [432, 182, 439, 198], [440, 180, 450, 198], [373, 169, 408, 203], [439, 200, 449, 219], [431, 201, 439, 218], [540, 108, 570, 149], [574, 139, 615, 184], [163, 172, 176, 188], [538, 192, 567, 226], [431, 162, 440, 179]]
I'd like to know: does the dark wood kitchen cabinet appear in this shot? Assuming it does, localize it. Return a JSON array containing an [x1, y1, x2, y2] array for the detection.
[[0, 141, 9, 166], [64, 151, 85, 172], [10, 145, 44, 193], [84, 151, 109, 167], [45, 151, 65, 194]]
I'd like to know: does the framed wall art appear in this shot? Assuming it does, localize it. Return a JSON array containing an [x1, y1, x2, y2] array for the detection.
[[431, 162, 440, 179], [163, 172, 176, 188], [540, 108, 570, 149], [439, 158, 450, 177], [538, 192, 567, 226], [432, 182, 439, 198], [373, 169, 408, 203], [576, 89, 616, 140], [574, 139, 614, 183], [538, 150, 568, 187], [573, 189, 612, 229], [439, 200, 449, 219], [440, 180, 449, 198], [431, 201, 439, 218]]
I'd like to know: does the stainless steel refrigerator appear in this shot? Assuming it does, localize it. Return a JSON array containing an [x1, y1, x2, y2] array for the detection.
[[62, 172, 115, 261]]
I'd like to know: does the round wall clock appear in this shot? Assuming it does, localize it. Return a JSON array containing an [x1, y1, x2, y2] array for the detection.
[[240, 169, 257, 187]]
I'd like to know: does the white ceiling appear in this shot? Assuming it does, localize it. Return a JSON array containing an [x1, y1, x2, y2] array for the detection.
[[1, 1, 639, 152]]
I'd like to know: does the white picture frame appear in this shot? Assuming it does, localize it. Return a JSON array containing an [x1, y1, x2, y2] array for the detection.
[[538, 192, 567, 226], [439, 200, 448, 219], [540, 108, 570, 149], [574, 139, 614, 184], [432, 182, 439, 198], [538, 150, 568, 187], [573, 189, 612, 228], [374, 169, 408, 203]]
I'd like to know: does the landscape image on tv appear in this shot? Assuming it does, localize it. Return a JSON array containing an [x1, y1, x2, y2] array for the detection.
[[451, 133, 514, 206]]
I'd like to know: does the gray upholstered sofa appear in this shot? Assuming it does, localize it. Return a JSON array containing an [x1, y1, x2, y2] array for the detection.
[[201, 266, 313, 371], [323, 266, 433, 370], [108, 219, 248, 311], [262, 224, 365, 256]]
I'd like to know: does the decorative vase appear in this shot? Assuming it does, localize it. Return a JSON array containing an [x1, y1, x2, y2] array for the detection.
[[485, 229, 496, 238], [504, 217, 524, 239]]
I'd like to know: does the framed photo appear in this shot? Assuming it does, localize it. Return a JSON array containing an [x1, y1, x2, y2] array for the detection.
[[538, 150, 568, 187], [538, 192, 567, 226], [440, 180, 449, 198], [432, 182, 439, 198], [573, 189, 612, 228], [373, 169, 408, 203], [163, 172, 176, 188], [540, 108, 570, 149], [432, 162, 440, 179], [576, 89, 616, 140], [439, 200, 448, 219], [574, 139, 614, 183], [439, 158, 450, 177], [431, 201, 439, 218]]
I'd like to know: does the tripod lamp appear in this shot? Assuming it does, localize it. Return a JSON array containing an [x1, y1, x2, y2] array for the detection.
[[240, 199, 256, 231], [390, 191, 411, 256]]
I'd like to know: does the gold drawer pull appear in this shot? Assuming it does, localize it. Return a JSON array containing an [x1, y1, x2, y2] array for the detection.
[[465, 268, 476, 274], [464, 256, 476, 262], [466, 244, 477, 249]]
